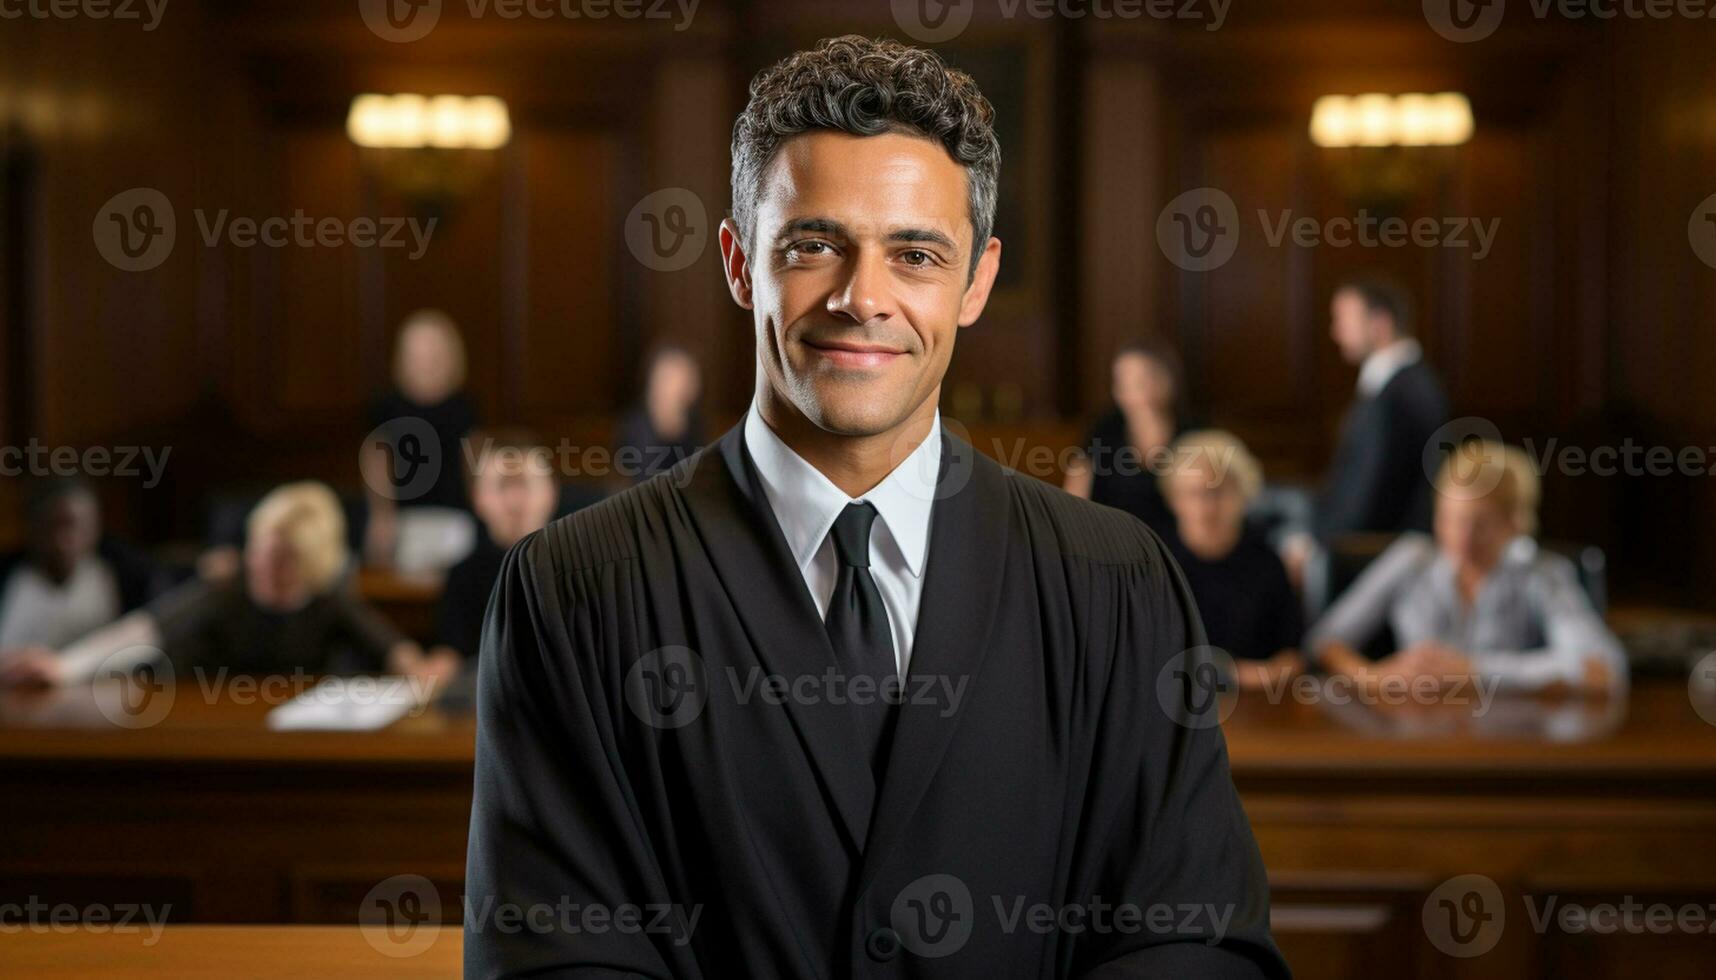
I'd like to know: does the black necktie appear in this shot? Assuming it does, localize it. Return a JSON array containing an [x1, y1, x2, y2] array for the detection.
[[824, 502, 897, 780]]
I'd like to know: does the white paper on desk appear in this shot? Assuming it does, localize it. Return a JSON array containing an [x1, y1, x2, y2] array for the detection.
[[265, 676, 425, 731]]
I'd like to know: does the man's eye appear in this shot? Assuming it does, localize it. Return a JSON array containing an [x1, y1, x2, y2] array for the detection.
[[900, 249, 932, 267], [787, 241, 833, 260]]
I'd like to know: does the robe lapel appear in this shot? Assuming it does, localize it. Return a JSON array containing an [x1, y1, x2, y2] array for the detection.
[[857, 426, 1012, 895], [678, 424, 877, 854]]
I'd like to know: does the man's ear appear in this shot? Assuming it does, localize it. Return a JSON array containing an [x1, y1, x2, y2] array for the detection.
[[957, 236, 1003, 328], [719, 218, 754, 310]]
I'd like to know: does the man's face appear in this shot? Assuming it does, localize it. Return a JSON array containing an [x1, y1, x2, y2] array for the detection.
[[722, 130, 1000, 437], [472, 461, 558, 549], [30, 492, 100, 582], [1329, 289, 1382, 365]]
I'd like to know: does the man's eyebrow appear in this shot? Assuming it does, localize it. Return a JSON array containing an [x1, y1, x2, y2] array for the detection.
[[776, 217, 849, 238], [887, 227, 960, 251]]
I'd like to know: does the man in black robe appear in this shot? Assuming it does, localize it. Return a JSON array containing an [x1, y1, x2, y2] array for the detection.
[[467, 35, 1287, 979]]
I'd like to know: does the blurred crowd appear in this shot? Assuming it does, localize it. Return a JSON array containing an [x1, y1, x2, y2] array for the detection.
[[0, 276, 1625, 701]]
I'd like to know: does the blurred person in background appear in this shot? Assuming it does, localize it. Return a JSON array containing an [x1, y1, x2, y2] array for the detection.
[[1063, 340, 1189, 541], [1313, 276, 1449, 539], [0, 482, 448, 688], [1278, 276, 1450, 592], [0, 477, 164, 657], [1308, 441, 1625, 696], [614, 343, 705, 483], [362, 309, 481, 572], [1161, 431, 1305, 689], [431, 432, 560, 667]]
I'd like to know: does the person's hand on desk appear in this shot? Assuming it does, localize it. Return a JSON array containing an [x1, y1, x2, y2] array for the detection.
[[1536, 653, 1618, 699], [386, 642, 461, 693], [1234, 651, 1305, 690], [0, 646, 64, 688], [1317, 640, 1473, 694], [1396, 641, 1474, 686]]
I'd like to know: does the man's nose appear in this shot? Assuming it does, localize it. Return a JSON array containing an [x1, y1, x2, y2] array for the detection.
[[826, 250, 893, 323]]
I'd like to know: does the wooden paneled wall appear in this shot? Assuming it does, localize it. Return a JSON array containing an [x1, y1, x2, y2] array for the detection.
[[0, 1, 1709, 602]]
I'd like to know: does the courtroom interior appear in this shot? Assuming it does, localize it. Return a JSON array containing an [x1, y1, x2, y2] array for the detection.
[[2, 0, 1715, 977]]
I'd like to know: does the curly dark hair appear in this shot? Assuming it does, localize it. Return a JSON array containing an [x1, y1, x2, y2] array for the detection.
[[730, 35, 1001, 276]]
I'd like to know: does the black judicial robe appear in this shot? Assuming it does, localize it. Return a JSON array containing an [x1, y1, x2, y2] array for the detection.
[[466, 423, 1288, 979]]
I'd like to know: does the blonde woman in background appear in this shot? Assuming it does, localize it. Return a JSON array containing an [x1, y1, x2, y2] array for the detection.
[[1160, 430, 1305, 689], [0, 482, 452, 687], [1309, 442, 1625, 695]]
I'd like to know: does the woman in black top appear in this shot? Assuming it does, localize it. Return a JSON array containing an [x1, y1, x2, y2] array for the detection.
[[614, 344, 704, 484], [1161, 430, 1305, 688], [1064, 341, 1186, 541], [363, 310, 481, 566]]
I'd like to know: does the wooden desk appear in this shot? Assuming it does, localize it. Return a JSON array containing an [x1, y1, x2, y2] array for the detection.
[[0, 926, 460, 979], [3, 679, 1713, 978], [1222, 683, 1716, 978]]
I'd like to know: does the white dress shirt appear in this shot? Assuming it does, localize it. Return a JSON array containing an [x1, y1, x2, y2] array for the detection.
[[0, 557, 121, 651], [1356, 338, 1422, 398], [743, 403, 940, 678]]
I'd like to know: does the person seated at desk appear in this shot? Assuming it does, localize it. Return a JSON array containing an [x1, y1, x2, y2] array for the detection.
[[0, 477, 163, 657], [432, 433, 559, 665], [1308, 441, 1626, 695], [1064, 341, 1189, 541], [0, 482, 448, 688], [1161, 431, 1305, 689]]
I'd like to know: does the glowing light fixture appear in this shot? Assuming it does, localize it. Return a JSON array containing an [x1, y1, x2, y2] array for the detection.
[[346, 94, 512, 150], [1309, 93, 1473, 148]]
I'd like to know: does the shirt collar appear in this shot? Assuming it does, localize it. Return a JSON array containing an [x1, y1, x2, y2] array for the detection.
[[742, 402, 940, 579], [1357, 338, 1422, 397]]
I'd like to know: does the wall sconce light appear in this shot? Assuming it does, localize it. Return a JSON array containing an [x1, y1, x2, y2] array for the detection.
[[346, 94, 512, 219], [1308, 93, 1473, 212], [1310, 93, 1473, 148], [346, 94, 511, 150]]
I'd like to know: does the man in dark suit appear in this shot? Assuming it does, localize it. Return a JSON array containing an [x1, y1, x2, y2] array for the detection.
[[1313, 277, 1450, 539], [466, 36, 1285, 979]]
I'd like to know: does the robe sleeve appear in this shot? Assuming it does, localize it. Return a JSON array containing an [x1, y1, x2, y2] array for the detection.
[[1074, 531, 1290, 979], [464, 534, 697, 979]]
